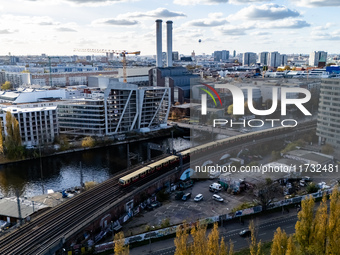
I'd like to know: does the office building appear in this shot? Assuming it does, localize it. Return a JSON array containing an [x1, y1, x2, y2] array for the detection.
[[243, 52, 257, 66], [268, 52, 281, 68], [309, 51, 327, 67], [258, 52, 269, 66], [214, 50, 229, 62]]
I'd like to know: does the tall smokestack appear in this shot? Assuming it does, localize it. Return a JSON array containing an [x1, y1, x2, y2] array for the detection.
[[156, 19, 163, 68], [166, 20, 173, 67]]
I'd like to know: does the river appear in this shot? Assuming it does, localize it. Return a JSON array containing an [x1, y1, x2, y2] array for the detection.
[[0, 137, 192, 198]]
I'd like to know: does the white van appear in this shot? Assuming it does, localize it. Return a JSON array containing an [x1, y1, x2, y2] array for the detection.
[[209, 183, 222, 191]]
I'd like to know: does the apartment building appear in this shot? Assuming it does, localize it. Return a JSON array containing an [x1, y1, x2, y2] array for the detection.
[[317, 78, 340, 148]]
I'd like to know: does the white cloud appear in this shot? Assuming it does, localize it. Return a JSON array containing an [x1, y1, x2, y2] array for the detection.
[[24, 0, 137, 7], [0, 29, 17, 34], [264, 19, 310, 29], [118, 8, 186, 19], [92, 18, 138, 26], [173, 0, 271, 5], [185, 13, 228, 27], [292, 0, 340, 7], [313, 22, 335, 30], [311, 29, 340, 40], [215, 23, 255, 35], [229, 4, 300, 21], [56, 27, 77, 32]]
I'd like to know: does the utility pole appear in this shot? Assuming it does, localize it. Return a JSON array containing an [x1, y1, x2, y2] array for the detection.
[[80, 162, 83, 187], [127, 144, 130, 169], [15, 189, 22, 225], [171, 130, 174, 155]]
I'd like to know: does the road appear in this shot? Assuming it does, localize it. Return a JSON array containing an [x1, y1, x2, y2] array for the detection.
[[130, 213, 298, 255]]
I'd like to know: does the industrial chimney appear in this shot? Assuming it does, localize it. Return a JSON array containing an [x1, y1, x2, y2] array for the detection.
[[156, 19, 163, 68], [166, 20, 173, 67]]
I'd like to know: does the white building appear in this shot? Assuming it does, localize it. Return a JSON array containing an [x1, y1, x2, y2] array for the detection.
[[58, 80, 170, 136]]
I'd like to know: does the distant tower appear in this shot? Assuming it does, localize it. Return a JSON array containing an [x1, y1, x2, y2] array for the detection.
[[191, 50, 195, 59], [233, 50, 236, 58]]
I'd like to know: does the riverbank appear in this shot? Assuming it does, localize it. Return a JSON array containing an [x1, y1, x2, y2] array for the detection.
[[0, 126, 189, 167]]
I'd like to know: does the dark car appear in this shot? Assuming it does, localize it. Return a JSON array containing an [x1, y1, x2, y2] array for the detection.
[[239, 229, 251, 237], [175, 191, 185, 200], [145, 204, 154, 211], [182, 192, 191, 201]]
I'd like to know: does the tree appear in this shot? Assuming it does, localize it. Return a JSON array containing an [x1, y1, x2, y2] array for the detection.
[[321, 144, 334, 155], [82, 136, 95, 148], [310, 194, 328, 254], [284, 65, 291, 70], [4, 111, 22, 159], [249, 220, 262, 255], [1, 81, 12, 90], [271, 227, 287, 255], [295, 195, 315, 252], [174, 224, 190, 255], [306, 182, 318, 193], [206, 223, 219, 255], [0, 120, 3, 154], [285, 236, 297, 255], [327, 187, 340, 254], [227, 104, 233, 115], [190, 223, 207, 254], [255, 180, 282, 210], [113, 231, 129, 255]]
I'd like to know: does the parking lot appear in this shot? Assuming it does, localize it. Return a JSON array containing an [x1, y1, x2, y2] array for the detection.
[[122, 179, 253, 236]]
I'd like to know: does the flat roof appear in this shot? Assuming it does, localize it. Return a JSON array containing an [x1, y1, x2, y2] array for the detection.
[[0, 197, 47, 219]]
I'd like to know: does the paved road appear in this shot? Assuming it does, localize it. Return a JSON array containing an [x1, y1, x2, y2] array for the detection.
[[130, 212, 298, 255]]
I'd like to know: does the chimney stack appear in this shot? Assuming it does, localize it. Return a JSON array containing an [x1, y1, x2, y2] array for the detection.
[[166, 20, 173, 67], [156, 19, 163, 68]]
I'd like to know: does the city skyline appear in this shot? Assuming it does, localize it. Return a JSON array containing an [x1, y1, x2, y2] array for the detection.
[[0, 0, 339, 56]]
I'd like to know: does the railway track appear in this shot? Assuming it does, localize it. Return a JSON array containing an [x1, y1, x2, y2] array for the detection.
[[0, 122, 317, 254]]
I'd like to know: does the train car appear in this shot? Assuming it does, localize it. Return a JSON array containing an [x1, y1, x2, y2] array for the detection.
[[119, 166, 151, 186]]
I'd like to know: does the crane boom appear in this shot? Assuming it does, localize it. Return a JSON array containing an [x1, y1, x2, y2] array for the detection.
[[73, 49, 140, 83]]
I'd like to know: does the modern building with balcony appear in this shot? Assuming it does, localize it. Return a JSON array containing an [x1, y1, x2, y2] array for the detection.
[[58, 81, 170, 136]]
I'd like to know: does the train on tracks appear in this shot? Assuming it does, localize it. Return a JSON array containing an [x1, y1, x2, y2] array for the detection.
[[118, 122, 316, 186]]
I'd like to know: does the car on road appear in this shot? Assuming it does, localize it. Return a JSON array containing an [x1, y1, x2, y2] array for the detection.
[[175, 191, 184, 200], [182, 192, 191, 201], [151, 201, 162, 208], [194, 194, 203, 202], [239, 229, 251, 237], [212, 194, 224, 202]]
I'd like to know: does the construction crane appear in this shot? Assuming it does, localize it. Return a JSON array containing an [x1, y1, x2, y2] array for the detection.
[[74, 49, 141, 82]]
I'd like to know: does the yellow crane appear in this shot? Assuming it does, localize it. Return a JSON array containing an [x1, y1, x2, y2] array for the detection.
[[74, 49, 141, 82]]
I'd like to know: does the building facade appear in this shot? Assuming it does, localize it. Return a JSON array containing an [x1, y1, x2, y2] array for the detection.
[[258, 52, 269, 66], [58, 81, 170, 136], [309, 51, 328, 67], [316, 78, 340, 148], [268, 52, 281, 68], [242, 52, 257, 66]]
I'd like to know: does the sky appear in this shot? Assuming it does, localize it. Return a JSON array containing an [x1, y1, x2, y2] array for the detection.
[[0, 0, 339, 56]]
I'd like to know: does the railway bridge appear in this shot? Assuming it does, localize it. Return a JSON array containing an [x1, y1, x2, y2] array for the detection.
[[0, 121, 316, 254]]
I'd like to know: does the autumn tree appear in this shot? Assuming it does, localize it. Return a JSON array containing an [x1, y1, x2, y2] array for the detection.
[[4, 111, 22, 159], [1, 81, 12, 90], [285, 236, 297, 255], [82, 136, 95, 148], [191, 223, 207, 254], [271, 227, 287, 255], [249, 220, 262, 255], [295, 195, 315, 252], [113, 231, 129, 255], [321, 144, 334, 155], [207, 223, 219, 255], [174, 224, 190, 255], [326, 187, 340, 254]]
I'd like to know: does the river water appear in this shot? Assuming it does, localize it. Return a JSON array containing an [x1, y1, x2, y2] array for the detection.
[[0, 137, 192, 198]]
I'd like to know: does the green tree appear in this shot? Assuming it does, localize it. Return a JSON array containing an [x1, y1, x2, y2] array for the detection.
[[113, 231, 129, 255], [295, 195, 315, 252], [306, 182, 318, 193], [1, 81, 12, 90]]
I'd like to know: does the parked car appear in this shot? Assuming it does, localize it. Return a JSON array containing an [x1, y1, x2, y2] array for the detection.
[[182, 192, 191, 201], [145, 204, 154, 211], [151, 201, 162, 208], [175, 191, 184, 200], [194, 194, 203, 202], [212, 194, 224, 202], [239, 229, 251, 237], [209, 183, 222, 191]]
